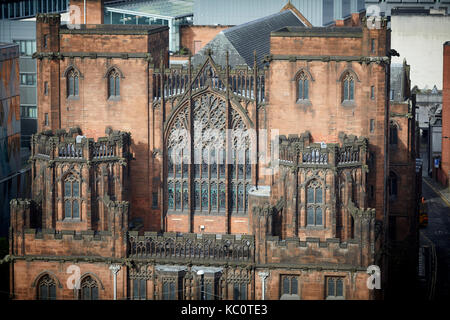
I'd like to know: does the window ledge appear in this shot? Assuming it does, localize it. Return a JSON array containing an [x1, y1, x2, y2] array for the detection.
[[296, 99, 312, 107], [304, 225, 325, 230], [67, 95, 80, 101], [62, 218, 81, 222], [341, 100, 355, 107], [325, 296, 345, 300], [108, 96, 121, 101]]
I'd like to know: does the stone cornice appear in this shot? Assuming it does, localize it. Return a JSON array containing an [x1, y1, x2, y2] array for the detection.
[[33, 52, 154, 61], [271, 54, 390, 64]]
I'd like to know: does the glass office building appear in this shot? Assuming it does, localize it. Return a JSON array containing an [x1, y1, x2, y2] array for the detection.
[[0, 0, 69, 20], [104, 0, 194, 53]]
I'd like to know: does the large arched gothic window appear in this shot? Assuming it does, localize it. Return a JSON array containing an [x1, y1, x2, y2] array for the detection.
[[67, 68, 79, 97], [38, 275, 56, 300], [167, 93, 252, 215], [306, 179, 323, 226], [80, 276, 99, 300], [64, 174, 80, 219]]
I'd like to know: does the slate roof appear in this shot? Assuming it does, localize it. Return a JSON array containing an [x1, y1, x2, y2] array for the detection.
[[192, 10, 305, 69]]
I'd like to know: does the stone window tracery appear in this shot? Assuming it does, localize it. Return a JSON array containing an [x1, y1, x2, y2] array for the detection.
[[67, 68, 79, 97], [167, 93, 251, 215], [108, 69, 120, 98], [297, 71, 309, 101], [80, 276, 99, 300], [37, 275, 56, 300], [306, 179, 324, 226], [342, 73, 354, 101], [64, 174, 80, 219]]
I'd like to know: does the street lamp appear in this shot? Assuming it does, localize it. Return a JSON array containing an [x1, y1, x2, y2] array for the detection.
[[197, 270, 205, 300]]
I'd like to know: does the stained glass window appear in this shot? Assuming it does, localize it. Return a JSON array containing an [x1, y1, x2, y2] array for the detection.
[[166, 92, 252, 216]]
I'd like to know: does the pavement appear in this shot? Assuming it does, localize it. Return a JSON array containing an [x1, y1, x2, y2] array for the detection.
[[421, 176, 450, 301]]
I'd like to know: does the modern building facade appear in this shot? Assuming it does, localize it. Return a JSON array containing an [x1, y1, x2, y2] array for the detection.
[[365, 0, 450, 17], [8, 4, 418, 300], [389, 9, 450, 90], [193, 0, 366, 26], [0, 0, 69, 20], [103, 0, 194, 53], [0, 42, 31, 237], [0, 20, 38, 152]]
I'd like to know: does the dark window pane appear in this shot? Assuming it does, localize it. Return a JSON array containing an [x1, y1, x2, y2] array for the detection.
[[40, 285, 48, 300], [237, 184, 244, 211], [298, 79, 303, 99], [163, 282, 169, 300], [210, 183, 217, 210], [140, 279, 146, 300], [73, 200, 79, 218], [115, 76, 120, 96], [170, 282, 175, 300], [73, 181, 79, 197], [168, 182, 174, 209], [240, 283, 247, 300], [304, 79, 309, 99], [307, 187, 314, 203], [133, 279, 139, 299], [182, 182, 189, 209], [49, 285, 56, 300], [233, 283, 239, 300], [283, 277, 289, 295], [194, 182, 200, 209], [109, 75, 114, 97], [74, 76, 79, 96], [343, 80, 348, 100], [316, 187, 322, 203], [219, 183, 226, 209], [336, 278, 343, 297], [65, 181, 71, 196], [291, 278, 298, 295], [316, 207, 323, 225], [349, 80, 354, 100], [65, 201, 71, 218], [92, 286, 98, 300], [327, 278, 335, 297], [201, 183, 208, 210], [307, 207, 314, 225], [175, 182, 181, 209]]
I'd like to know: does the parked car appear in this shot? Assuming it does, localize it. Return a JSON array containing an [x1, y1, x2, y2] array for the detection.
[[419, 197, 428, 227]]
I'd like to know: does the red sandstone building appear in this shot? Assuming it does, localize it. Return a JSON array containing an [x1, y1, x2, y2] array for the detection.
[[440, 42, 450, 187], [8, 3, 418, 300]]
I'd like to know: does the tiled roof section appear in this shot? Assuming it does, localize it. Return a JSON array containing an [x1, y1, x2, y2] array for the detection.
[[390, 64, 406, 102], [192, 10, 305, 68], [271, 26, 363, 37]]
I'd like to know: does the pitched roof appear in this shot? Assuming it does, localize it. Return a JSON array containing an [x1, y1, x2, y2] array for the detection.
[[192, 10, 305, 68]]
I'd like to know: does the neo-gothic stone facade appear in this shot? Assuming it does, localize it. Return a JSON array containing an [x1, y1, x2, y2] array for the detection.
[[8, 11, 418, 300]]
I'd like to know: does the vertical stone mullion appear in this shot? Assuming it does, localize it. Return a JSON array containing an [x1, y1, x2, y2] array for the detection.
[[188, 56, 194, 233]]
